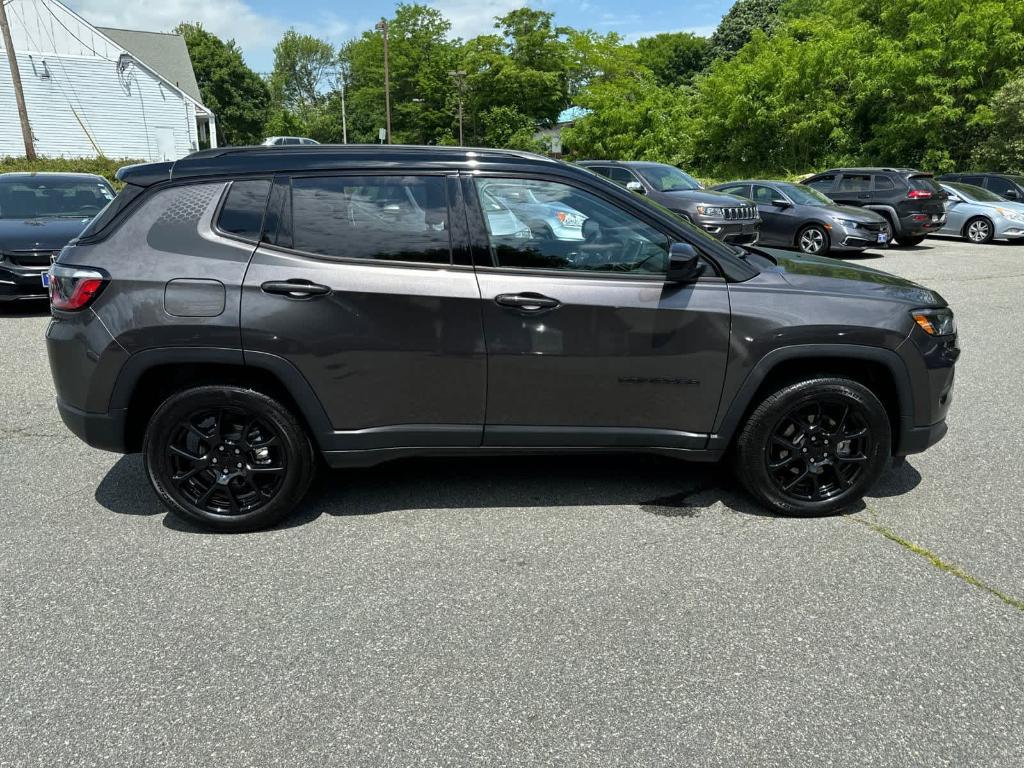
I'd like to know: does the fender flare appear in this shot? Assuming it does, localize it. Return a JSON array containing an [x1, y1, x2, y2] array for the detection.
[[108, 346, 334, 442], [863, 204, 902, 234], [707, 344, 914, 452]]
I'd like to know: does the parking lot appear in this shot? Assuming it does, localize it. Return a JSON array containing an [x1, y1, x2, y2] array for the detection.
[[1, 236, 1021, 766]]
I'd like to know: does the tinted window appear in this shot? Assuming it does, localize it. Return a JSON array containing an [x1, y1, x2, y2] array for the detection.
[[635, 165, 702, 191], [986, 176, 1020, 197], [0, 177, 114, 219], [908, 176, 942, 195], [717, 184, 750, 198], [838, 174, 871, 192], [608, 167, 639, 186], [873, 176, 895, 191], [287, 175, 450, 264], [78, 183, 145, 240], [961, 175, 985, 186], [752, 185, 780, 204], [475, 177, 670, 274], [806, 174, 836, 191], [586, 166, 614, 179], [217, 179, 271, 241]]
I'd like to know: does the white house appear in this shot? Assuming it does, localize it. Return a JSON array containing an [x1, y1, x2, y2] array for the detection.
[[0, 0, 216, 160]]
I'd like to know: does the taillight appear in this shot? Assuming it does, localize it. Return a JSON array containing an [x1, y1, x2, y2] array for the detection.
[[908, 189, 932, 199], [48, 264, 108, 311]]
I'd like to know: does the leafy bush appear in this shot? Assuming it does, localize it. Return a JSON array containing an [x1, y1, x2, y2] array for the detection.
[[0, 156, 143, 186]]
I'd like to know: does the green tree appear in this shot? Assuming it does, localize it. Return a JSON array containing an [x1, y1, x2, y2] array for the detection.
[[708, 0, 784, 61], [175, 22, 269, 145], [972, 72, 1024, 173], [634, 32, 710, 86], [269, 31, 336, 114]]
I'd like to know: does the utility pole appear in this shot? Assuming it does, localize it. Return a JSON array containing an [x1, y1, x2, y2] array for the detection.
[[339, 68, 348, 144], [375, 18, 392, 144], [0, 0, 35, 159], [449, 70, 466, 146]]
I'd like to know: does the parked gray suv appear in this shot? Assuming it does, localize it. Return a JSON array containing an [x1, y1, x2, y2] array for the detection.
[[578, 160, 761, 244], [46, 146, 958, 532]]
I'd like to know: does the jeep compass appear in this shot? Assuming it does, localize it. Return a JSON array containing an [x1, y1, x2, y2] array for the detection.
[[46, 146, 958, 531]]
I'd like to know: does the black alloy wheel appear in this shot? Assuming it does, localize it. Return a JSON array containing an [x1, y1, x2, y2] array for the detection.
[[735, 378, 891, 516], [765, 398, 870, 502], [166, 407, 286, 515], [144, 386, 315, 532]]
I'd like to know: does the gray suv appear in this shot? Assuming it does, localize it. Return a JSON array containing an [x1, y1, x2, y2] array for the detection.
[[46, 146, 958, 532], [578, 161, 761, 244]]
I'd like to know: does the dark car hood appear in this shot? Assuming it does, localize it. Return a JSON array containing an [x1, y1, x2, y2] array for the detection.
[[757, 247, 945, 306], [658, 189, 751, 205], [0, 217, 91, 251]]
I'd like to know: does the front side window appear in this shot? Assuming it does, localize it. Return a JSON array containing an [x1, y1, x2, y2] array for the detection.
[[806, 174, 836, 192], [217, 179, 271, 241], [474, 177, 670, 275], [986, 176, 1017, 197], [752, 185, 781, 205], [607, 167, 639, 187], [285, 175, 451, 264]]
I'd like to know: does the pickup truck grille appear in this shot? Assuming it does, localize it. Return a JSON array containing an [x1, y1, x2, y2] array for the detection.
[[723, 206, 758, 221], [2, 249, 59, 267]]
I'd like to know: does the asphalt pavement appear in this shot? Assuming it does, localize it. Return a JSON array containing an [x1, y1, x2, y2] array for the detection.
[[1, 236, 1021, 767]]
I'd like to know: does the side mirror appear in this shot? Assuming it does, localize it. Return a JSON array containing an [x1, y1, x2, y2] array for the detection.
[[771, 198, 793, 208], [946, 194, 961, 204], [666, 242, 705, 283], [1005, 190, 1021, 200], [625, 181, 646, 195]]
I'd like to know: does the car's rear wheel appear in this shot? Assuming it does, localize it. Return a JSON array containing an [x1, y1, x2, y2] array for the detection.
[[964, 217, 994, 244], [735, 378, 891, 516], [895, 234, 927, 247], [143, 386, 315, 532], [797, 224, 830, 256]]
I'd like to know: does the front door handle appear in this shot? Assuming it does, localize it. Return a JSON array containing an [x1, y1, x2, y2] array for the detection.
[[495, 293, 560, 311], [261, 280, 331, 299]]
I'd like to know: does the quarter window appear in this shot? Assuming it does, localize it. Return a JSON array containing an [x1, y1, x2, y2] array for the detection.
[[285, 176, 451, 264], [474, 177, 670, 275], [216, 179, 271, 242], [873, 176, 895, 191]]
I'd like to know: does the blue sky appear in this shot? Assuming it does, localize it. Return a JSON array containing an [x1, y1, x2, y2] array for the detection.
[[69, 0, 733, 73]]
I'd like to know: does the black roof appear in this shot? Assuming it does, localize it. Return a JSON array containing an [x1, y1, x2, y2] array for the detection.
[[577, 160, 672, 167], [117, 144, 562, 187], [816, 167, 928, 176]]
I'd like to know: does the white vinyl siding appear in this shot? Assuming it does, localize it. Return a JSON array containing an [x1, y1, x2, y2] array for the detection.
[[0, 0, 209, 160]]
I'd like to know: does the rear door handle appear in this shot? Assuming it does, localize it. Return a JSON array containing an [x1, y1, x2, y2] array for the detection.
[[495, 293, 560, 311], [261, 280, 331, 298], [858, 193, 872, 199]]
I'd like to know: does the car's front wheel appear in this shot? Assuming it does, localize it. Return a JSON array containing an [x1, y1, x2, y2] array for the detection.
[[964, 217, 994, 244], [143, 386, 316, 532], [797, 224, 830, 256], [735, 378, 891, 516]]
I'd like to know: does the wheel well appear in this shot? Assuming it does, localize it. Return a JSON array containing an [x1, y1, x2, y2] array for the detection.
[[962, 215, 992, 237], [740, 357, 900, 442], [124, 363, 309, 452]]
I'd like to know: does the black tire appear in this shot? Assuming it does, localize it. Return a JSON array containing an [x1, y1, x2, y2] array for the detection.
[[143, 386, 315, 532], [963, 216, 995, 244], [735, 377, 891, 516], [895, 234, 927, 247], [797, 224, 830, 256]]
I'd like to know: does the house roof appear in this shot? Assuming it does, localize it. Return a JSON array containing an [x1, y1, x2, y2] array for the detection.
[[96, 27, 202, 104]]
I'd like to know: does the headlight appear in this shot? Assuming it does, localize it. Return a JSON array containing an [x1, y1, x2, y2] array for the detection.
[[996, 208, 1024, 223], [911, 307, 956, 336], [696, 205, 725, 217], [835, 218, 863, 229]]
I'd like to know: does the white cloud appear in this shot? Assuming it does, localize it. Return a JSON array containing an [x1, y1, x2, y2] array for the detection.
[[428, 0, 523, 39], [64, 0, 351, 71], [623, 25, 718, 43]]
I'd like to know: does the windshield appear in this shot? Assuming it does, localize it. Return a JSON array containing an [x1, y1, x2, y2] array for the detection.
[[946, 182, 1005, 203], [636, 165, 703, 192], [0, 178, 114, 219], [778, 183, 833, 207]]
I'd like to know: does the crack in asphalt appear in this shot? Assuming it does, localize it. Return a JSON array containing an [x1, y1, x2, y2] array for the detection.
[[851, 516, 1024, 612]]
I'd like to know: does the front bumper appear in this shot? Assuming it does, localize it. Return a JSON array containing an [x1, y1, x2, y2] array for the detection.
[[698, 219, 760, 244], [0, 264, 48, 301], [993, 216, 1024, 241], [833, 222, 891, 251], [897, 419, 948, 456]]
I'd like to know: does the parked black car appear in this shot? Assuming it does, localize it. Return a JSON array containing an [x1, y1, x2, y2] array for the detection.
[[578, 160, 760, 244], [47, 145, 957, 531], [936, 172, 1024, 202], [711, 180, 891, 256], [803, 168, 947, 246], [0, 172, 115, 302]]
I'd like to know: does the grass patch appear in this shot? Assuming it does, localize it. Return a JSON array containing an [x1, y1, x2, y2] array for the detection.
[[0, 156, 144, 186]]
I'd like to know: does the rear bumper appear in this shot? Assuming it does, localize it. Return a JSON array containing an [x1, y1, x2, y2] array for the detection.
[[56, 398, 129, 453]]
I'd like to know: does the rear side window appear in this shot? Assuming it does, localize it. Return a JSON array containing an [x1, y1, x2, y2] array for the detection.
[[216, 179, 271, 242], [962, 175, 985, 186], [285, 175, 451, 264], [806, 174, 836, 191], [838, 174, 871, 192], [873, 176, 895, 191]]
